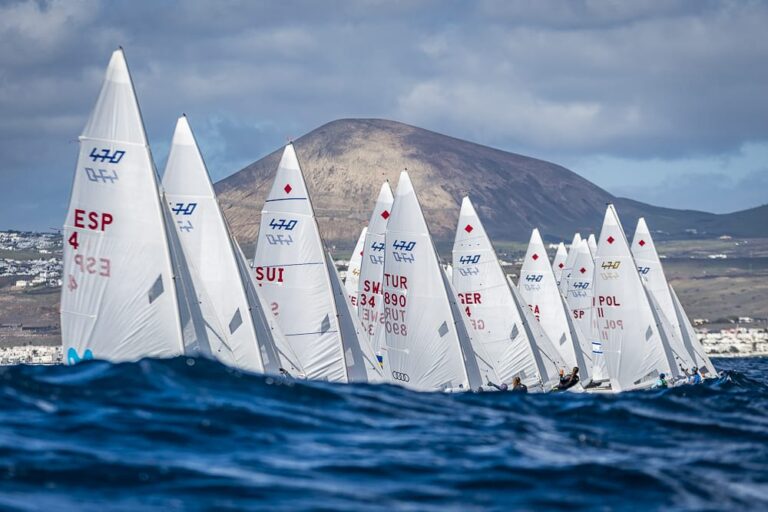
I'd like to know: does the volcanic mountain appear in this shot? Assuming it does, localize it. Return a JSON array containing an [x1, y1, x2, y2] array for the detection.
[[215, 119, 767, 248]]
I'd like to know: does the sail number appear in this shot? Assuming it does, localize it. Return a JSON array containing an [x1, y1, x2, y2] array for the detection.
[[74, 209, 114, 232]]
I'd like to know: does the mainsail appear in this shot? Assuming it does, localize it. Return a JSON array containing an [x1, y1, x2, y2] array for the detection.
[[518, 229, 589, 379], [325, 252, 384, 382], [564, 239, 607, 381], [345, 226, 367, 312], [453, 197, 563, 390], [669, 285, 717, 377], [558, 233, 582, 294], [382, 172, 483, 392], [357, 182, 394, 357], [632, 218, 712, 375], [61, 49, 207, 363], [593, 205, 671, 391], [252, 143, 376, 383], [162, 115, 285, 374], [552, 242, 568, 286], [587, 234, 598, 259]]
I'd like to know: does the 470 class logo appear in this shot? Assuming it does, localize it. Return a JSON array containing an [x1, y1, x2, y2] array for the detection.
[[89, 147, 125, 164], [269, 218, 298, 230], [459, 254, 480, 265]]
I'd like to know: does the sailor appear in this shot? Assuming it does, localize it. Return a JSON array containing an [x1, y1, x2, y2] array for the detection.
[[487, 381, 509, 392], [511, 376, 528, 393], [556, 367, 580, 391], [680, 365, 702, 385], [689, 367, 702, 385], [652, 373, 668, 389]]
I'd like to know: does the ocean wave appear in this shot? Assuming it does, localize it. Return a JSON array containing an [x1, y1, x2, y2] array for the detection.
[[0, 357, 765, 511]]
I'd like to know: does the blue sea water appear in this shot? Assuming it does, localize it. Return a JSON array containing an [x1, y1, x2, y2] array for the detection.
[[0, 357, 765, 511]]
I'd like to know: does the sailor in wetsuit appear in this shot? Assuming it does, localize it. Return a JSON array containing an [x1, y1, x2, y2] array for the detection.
[[556, 367, 580, 391]]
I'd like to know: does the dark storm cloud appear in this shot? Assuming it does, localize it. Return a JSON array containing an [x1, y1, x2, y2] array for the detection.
[[1, 0, 767, 229]]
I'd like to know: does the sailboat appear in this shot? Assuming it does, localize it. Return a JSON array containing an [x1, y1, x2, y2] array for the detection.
[[357, 182, 394, 358], [452, 197, 564, 391], [593, 205, 672, 391], [61, 49, 210, 363], [162, 115, 297, 375], [518, 229, 591, 382], [552, 242, 568, 286], [631, 218, 716, 377], [382, 172, 487, 392], [252, 144, 381, 383], [558, 233, 582, 294], [344, 226, 367, 312], [563, 239, 608, 382]]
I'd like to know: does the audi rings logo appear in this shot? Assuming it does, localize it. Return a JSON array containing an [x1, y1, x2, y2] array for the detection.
[[391, 371, 410, 382]]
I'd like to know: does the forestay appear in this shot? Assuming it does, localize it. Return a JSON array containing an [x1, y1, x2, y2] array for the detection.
[[453, 197, 562, 390], [357, 182, 394, 357], [632, 218, 713, 376], [518, 229, 589, 379], [382, 171, 482, 392], [593, 205, 671, 391], [345, 227, 367, 312], [61, 49, 207, 363], [162, 115, 284, 374]]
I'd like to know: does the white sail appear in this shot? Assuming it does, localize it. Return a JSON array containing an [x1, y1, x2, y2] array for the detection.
[[509, 281, 566, 390], [162, 115, 285, 374], [552, 242, 568, 286], [631, 218, 698, 375], [253, 144, 350, 382], [669, 285, 717, 377], [325, 252, 384, 383], [344, 226, 367, 312], [558, 233, 582, 294], [453, 197, 563, 390], [444, 264, 453, 280], [518, 229, 589, 378], [357, 182, 394, 359], [61, 49, 205, 363], [565, 240, 608, 381], [587, 234, 598, 260], [593, 205, 671, 391], [382, 171, 481, 392]]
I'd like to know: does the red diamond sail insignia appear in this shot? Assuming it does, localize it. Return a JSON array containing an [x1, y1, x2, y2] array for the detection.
[[464, 224, 473, 233], [284, 184, 292, 194], [580, 267, 586, 274], [381, 210, 390, 220], [532, 253, 539, 261], [558, 263, 564, 268], [638, 239, 646, 247], [607, 236, 615, 244]]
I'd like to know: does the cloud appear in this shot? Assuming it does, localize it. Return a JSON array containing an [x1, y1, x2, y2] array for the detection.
[[612, 168, 768, 214], [1, 0, 767, 229]]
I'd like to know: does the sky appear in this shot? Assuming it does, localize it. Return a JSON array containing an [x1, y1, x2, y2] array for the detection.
[[1, 0, 767, 230]]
